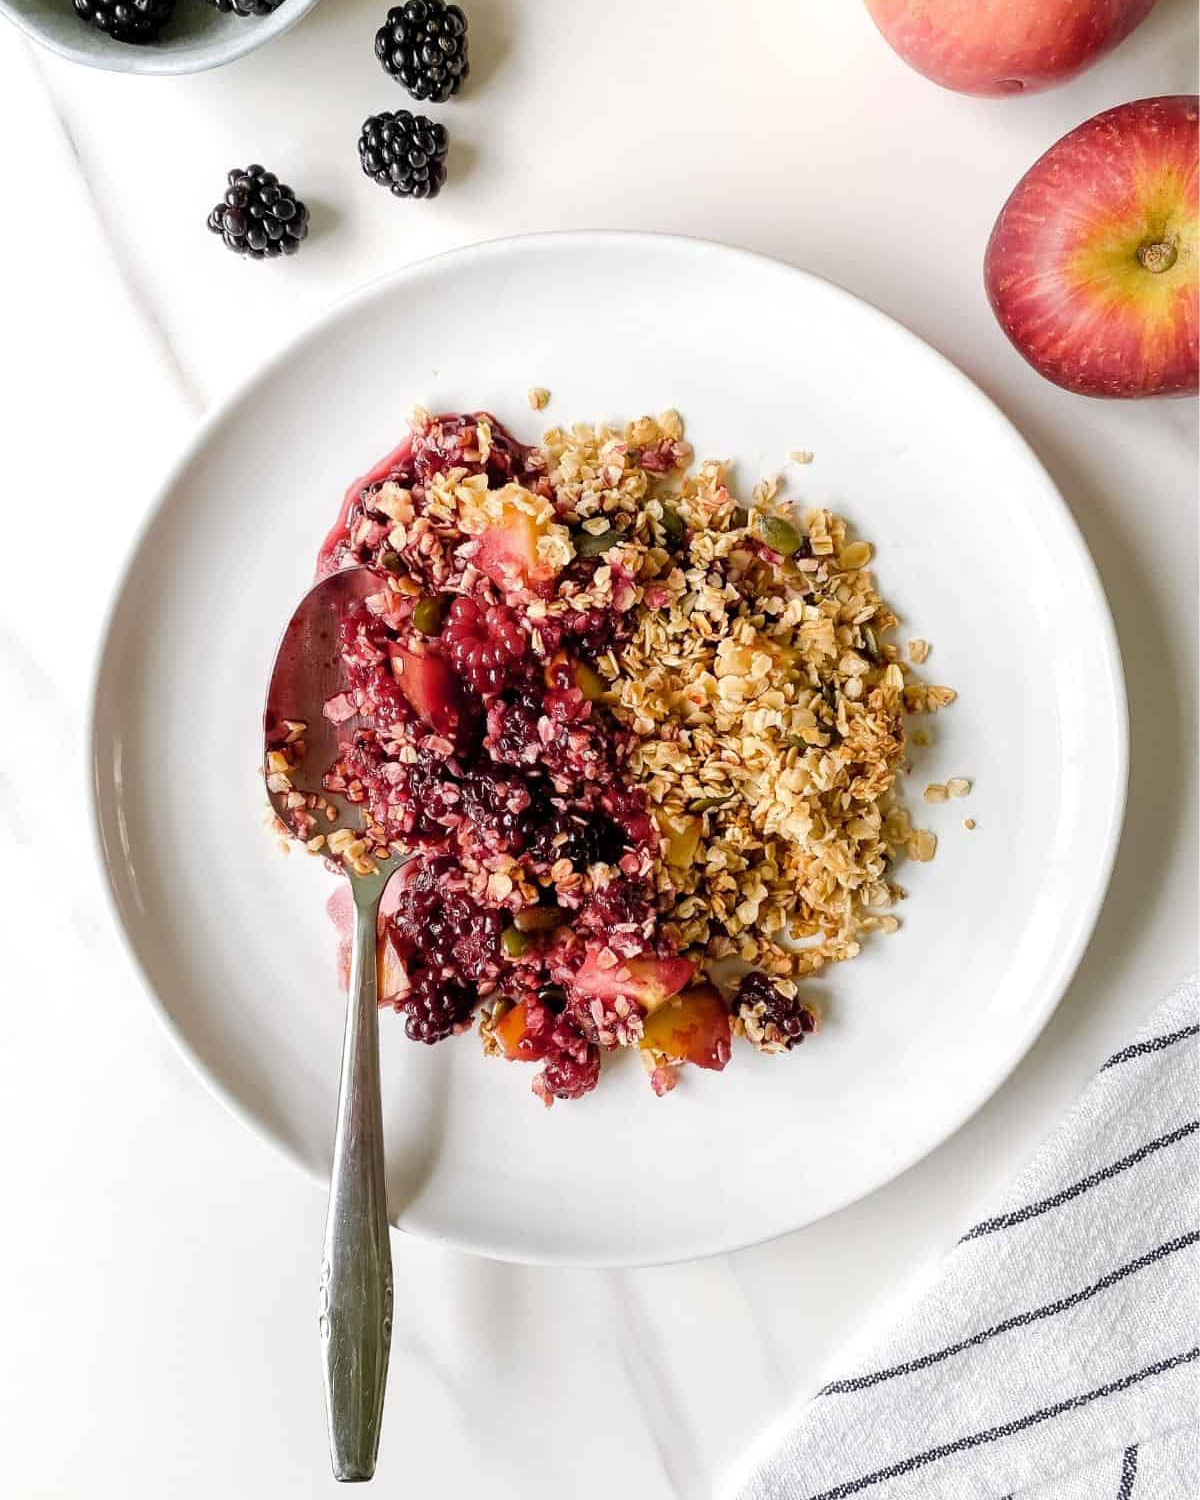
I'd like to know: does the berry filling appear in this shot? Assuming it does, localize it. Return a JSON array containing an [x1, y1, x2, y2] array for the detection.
[[312, 411, 675, 1105]]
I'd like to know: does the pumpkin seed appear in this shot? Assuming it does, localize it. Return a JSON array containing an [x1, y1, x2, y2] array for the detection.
[[513, 906, 566, 934], [690, 794, 735, 813], [501, 926, 533, 958], [573, 526, 619, 558], [755, 514, 802, 556], [660, 506, 685, 544], [412, 593, 450, 635]]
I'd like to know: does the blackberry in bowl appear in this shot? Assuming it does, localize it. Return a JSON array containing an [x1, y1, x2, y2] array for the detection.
[[203, 0, 287, 13], [73, 0, 174, 45], [2, 0, 321, 74]]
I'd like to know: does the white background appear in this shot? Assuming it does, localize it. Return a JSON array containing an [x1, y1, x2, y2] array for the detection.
[[0, 2, 1195, 1496]]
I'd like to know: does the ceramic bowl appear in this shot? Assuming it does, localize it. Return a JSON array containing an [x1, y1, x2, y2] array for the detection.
[[0, 0, 322, 75]]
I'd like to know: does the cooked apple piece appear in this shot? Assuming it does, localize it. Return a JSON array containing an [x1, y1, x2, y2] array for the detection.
[[542, 649, 607, 702], [640, 984, 732, 1071], [572, 947, 694, 1014], [472, 487, 562, 592], [655, 811, 702, 868], [388, 643, 461, 735], [377, 931, 408, 1006], [493, 1001, 552, 1062]]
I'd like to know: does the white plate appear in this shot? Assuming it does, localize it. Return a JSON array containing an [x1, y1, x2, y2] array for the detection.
[[90, 233, 1127, 1266]]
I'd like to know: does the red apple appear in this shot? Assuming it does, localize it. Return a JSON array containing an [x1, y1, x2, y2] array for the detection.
[[863, 0, 1158, 97], [985, 96, 1198, 399]]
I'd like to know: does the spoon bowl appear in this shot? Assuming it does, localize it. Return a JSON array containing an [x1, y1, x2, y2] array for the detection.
[[263, 565, 385, 835]]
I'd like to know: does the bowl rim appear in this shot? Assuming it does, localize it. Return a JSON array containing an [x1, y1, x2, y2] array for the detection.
[[0, 0, 323, 75]]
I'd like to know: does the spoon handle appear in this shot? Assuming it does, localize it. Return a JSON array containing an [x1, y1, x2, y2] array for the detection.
[[319, 885, 393, 1482]]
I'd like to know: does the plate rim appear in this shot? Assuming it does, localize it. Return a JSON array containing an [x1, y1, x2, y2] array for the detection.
[[86, 230, 1130, 1266]]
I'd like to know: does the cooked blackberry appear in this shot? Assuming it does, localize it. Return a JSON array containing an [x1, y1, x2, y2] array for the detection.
[[534, 1043, 601, 1105], [458, 773, 539, 853], [358, 111, 449, 199], [527, 811, 625, 872], [207, 165, 309, 260], [734, 972, 818, 1054], [73, 0, 175, 43], [536, 984, 568, 1013], [388, 858, 503, 985], [203, 0, 285, 13], [442, 597, 527, 694], [402, 970, 476, 1044], [375, 1, 469, 103]]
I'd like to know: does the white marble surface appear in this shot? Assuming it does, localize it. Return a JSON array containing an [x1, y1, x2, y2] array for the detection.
[[0, 3, 1195, 1495]]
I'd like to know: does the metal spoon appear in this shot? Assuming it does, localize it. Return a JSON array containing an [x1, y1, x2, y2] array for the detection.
[[264, 566, 411, 1483]]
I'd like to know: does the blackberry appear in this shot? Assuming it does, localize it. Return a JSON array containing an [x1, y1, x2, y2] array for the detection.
[[458, 772, 538, 853], [402, 970, 475, 1044], [202, 0, 285, 14], [734, 972, 817, 1054], [527, 810, 625, 872], [536, 984, 568, 1013], [359, 111, 449, 200], [443, 597, 527, 695], [563, 601, 632, 659], [388, 858, 503, 985], [534, 1044, 601, 1105], [375, 1, 469, 103], [577, 873, 655, 953], [73, 0, 175, 44], [207, 165, 309, 260]]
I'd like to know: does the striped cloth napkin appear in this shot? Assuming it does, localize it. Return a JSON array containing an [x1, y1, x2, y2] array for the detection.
[[737, 978, 1199, 1500]]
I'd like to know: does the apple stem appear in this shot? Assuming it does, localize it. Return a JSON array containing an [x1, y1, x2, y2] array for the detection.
[[1137, 240, 1178, 274]]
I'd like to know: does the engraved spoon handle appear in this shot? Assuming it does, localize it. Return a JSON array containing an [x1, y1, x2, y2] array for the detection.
[[320, 882, 393, 1482]]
